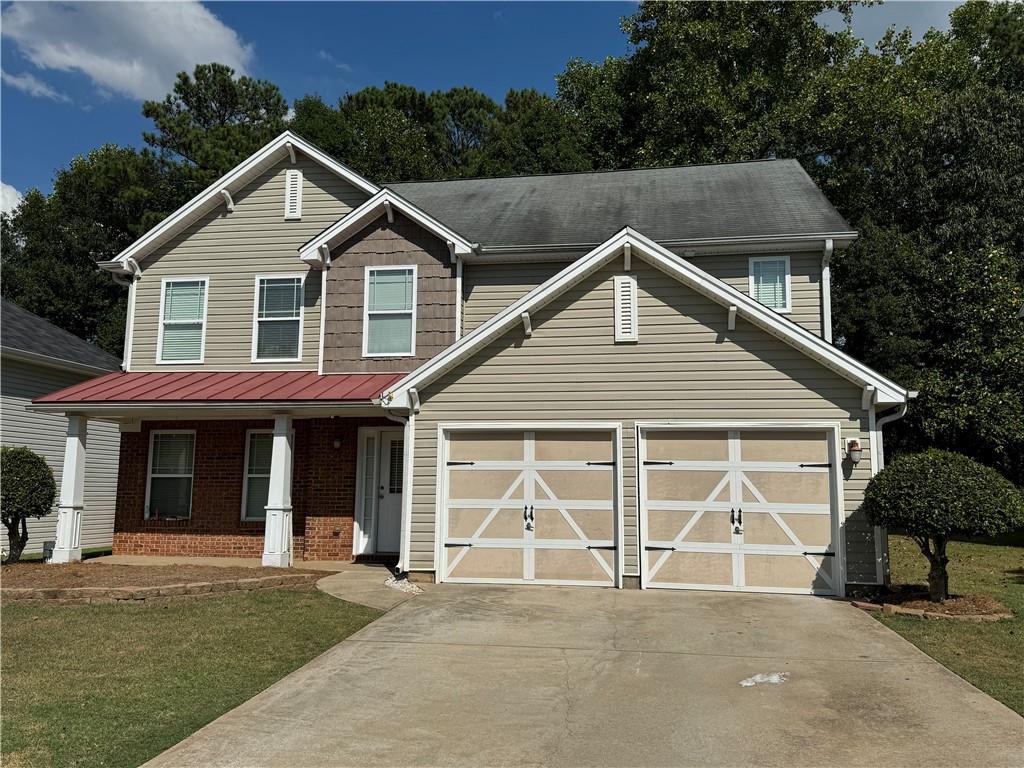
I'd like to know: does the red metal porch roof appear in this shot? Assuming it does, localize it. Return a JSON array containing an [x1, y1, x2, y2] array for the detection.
[[34, 371, 403, 405]]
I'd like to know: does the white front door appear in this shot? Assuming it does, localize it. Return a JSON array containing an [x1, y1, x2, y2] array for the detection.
[[375, 431, 404, 553]]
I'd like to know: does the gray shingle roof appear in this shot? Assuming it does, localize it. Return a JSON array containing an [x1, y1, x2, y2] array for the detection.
[[1, 298, 121, 371], [389, 159, 852, 249]]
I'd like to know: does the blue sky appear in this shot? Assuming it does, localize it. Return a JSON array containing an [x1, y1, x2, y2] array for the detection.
[[1, 1, 960, 211]]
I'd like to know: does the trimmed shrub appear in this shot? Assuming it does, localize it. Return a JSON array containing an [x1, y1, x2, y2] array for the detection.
[[1, 446, 56, 564], [862, 449, 1024, 601]]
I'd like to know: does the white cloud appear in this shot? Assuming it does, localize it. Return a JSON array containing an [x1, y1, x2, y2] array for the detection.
[[1, 68, 71, 102], [1, 182, 23, 215], [318, 49, 353, 73], [0, 1, 254, 101]]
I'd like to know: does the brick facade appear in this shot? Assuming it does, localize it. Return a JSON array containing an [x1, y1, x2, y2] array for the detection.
[[113, 416, 394, 560]]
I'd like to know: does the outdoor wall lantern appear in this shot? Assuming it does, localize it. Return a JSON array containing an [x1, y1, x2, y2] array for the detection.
[[846, 438, 863, 465], [333, 437, 342, 449]]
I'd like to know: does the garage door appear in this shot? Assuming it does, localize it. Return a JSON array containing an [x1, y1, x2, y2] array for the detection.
[[640, 428, 839, 595], [441, 429, 618, 586]]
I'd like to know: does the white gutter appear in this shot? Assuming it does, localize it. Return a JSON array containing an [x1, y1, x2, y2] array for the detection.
[[822, 238, 834, 344], [874, 400, 913, 470], [473, 231, 859, 256]]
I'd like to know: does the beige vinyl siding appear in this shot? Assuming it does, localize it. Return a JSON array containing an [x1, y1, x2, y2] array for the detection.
[[461, 250, 824, 337], [685, 251, 823, 337], [1, 358, 120, 553], [129, 155, 369, 370], [412, 258, 878, 583]]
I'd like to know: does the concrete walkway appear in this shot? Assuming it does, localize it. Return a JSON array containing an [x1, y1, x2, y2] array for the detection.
[[315, 565, 421, 611], [145, 585, 1023, 768]]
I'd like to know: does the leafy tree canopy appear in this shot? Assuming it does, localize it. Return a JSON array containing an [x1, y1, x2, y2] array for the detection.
[[1, 446, 57, 564]]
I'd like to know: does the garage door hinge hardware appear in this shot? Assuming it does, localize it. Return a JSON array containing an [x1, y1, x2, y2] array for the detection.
[[585, 460, 616, 466], [446, 461, 476, 466], [803, 551, 835, 557], [798, 462, 832, 468], [643, 460, 675, 466], [586, 545, 617, 550], [644, 545, 676, 551], [444, 542, 471, 547]]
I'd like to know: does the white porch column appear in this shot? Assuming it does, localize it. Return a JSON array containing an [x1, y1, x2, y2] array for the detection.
[[262, 415, 294, 567], [51, 415, 87, 564]]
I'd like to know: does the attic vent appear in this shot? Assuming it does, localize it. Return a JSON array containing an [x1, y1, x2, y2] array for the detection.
[[285, 169, 302, 220], [614, 275, 638, 342]]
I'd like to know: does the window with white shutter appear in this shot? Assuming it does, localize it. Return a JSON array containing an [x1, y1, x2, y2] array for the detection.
[[363, 266, 417, 357], [614, 275, 638, 342], [284, 169, 302, 219], [749, 256, 791, 312], [252, 276, 303, 361], [158, 279, 207, 363]]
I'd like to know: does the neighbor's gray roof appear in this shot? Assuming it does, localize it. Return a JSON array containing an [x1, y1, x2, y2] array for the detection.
[[389, 159, 852, 249], [1, 298, 121, 372]]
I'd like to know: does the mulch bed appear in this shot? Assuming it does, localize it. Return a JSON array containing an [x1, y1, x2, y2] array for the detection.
[[0, 562, 320, 589], [852, 584, 1013, 621]]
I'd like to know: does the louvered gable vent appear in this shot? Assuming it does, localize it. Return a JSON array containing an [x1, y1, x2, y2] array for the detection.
[[613, 275, 638, 342], [285, 169, 302, 219]]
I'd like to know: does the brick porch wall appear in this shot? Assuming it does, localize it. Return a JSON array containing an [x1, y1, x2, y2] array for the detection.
[[113, 416, 394, 560]]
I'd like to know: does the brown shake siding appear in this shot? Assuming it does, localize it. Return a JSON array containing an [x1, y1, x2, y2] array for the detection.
[[411, 258, 879, 583], [322, 211, 457, 373]]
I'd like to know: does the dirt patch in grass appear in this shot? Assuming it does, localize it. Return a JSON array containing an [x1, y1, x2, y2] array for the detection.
[[872, 585, 1011, 616], [0, 562, 322, 589]]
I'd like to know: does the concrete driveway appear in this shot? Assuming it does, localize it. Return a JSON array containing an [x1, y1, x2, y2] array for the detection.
[[147, 585, 1022, 767]]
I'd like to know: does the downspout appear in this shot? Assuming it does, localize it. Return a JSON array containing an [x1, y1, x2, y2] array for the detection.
[[821, 238, 834, 343], [454, 254, 463, 340], [871, 398, 912, 586], [874, 401, 910, 471]]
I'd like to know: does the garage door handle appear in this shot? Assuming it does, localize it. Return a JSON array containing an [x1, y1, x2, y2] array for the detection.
[[643, 460, 674, 466], [730, 508, 735, 525], [737, 508, 742, 525]]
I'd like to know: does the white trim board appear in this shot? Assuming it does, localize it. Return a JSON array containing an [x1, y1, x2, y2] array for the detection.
[[299, 187, 474, 268], [381, 227, 909, 409], [110, 132, 378, 268]]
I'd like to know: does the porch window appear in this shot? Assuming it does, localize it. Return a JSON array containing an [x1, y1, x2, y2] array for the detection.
[[253, 276, 303, 361], [242, 430, 273, 520], [146, 432, 195, 520], [749, 256, 791, 312], [363, 266, 416, 357], [158, 279, 207, 362]]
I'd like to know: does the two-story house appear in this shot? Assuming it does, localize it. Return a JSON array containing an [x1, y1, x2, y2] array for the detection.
[[35, 132, 911, 595]]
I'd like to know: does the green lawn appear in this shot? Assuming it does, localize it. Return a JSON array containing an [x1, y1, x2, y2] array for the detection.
[[1, 589, 381, 768], [877, 535, 1024, 715]]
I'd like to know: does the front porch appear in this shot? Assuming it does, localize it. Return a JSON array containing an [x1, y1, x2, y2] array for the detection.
[[31, 371, 411, 568]]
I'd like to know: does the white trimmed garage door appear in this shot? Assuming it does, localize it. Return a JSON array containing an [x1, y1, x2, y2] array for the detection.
[[640, 427, 840, 595], [441, 429, 619, 586]]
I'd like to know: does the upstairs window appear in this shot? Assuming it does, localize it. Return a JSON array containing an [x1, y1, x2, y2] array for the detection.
[[158, 278, 207, 363], [146, 431, 195, 520], [253, 276, 303, 362], [749, 256, 791, 313], [285, 169, 302, 219], [363, 266, 416, 357]]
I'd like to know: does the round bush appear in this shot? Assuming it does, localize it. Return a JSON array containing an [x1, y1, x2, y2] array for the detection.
[[1, 445, 56, 524], [862, 449, 1024, 539]]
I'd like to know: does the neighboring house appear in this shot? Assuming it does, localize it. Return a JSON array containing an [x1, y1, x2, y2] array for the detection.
[[1, 299, 122, 554], [34, 132, 913, 595]]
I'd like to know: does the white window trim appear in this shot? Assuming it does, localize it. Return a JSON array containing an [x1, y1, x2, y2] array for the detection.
[[251, 274, 305, 363], [144, 429, 196, 520], [284, 168, 302, 220], [239, 428, 272, 524], [613, 274, 639, 342], [362, 264, 418, 358], [748, 255, 792, 314], [156, 277, 209, 364]]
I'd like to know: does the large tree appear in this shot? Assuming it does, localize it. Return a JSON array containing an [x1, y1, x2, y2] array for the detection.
[[1, 146, 191, 355], [142, 63, 289, 181]]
